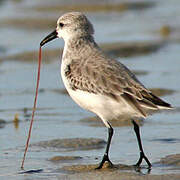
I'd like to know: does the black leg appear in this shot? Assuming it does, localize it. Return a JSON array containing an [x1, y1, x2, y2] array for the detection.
[[132, 120, 152, 169], [96, 123, 114, 169]]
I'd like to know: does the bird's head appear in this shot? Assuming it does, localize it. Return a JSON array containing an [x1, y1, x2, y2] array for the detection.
[[40, 12, 94, 47]]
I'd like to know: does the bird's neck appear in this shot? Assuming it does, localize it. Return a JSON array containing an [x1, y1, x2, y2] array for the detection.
[[62, 35, 99, 60]]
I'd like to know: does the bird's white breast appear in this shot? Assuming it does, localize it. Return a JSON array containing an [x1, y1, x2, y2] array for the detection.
[[61, 58, 94, 111], [61, 59, 141, 123]]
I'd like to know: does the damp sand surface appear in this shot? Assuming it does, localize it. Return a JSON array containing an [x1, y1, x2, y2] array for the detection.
[[0, 0, 180, 180]]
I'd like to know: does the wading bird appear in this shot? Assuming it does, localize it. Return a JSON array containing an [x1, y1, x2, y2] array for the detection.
[[40, 12, 172, 169]]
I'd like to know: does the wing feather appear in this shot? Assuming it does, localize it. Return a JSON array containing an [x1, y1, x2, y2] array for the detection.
[[65, 56, 171, 116], [66, 58, 148, 98]]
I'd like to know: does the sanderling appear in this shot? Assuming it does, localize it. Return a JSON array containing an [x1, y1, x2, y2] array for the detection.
[[40, 12, 172, 169]]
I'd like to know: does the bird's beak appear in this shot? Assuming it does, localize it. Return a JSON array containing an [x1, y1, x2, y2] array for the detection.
[[40, 30, 58, 47]]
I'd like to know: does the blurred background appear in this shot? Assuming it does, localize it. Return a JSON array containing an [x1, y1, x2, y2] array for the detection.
[[0, 0, 180, 179]]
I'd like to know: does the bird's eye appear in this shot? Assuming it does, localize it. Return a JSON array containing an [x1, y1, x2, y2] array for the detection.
[[59, 23, 64, 28]]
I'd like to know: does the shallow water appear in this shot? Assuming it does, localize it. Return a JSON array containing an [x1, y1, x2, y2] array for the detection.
[[0, 0, 180, 179]]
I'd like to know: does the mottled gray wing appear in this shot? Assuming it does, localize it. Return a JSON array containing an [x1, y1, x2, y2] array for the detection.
[[65, 57, 170, 116], [65, 57, 148, 97]]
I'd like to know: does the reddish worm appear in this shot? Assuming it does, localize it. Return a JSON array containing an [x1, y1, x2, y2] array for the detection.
[[21, 46, 42, 169]]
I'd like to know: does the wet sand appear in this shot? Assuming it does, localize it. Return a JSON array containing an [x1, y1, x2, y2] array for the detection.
[[61, 171, 180, 180], [31, 138, 106, 151], [21, 1, 156, 13], [61, 154, 180, 179]]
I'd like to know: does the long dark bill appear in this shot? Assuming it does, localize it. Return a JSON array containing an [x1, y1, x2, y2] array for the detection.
[[40, 30, 58, 46]]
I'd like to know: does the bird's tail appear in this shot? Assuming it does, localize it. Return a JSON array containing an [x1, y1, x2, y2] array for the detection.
[[144, 93, 172, 110]]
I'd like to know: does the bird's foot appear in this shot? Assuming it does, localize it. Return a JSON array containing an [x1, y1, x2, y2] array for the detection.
[[95, 154, 114, 169], [134, 152, 152, 169]]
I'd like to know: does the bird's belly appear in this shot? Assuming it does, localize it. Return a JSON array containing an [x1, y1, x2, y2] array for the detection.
[[61, 62, 142, 121], [62, 77, 141, 121], [68, 89, 141, 119], [61, 70, 102, 111]]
